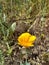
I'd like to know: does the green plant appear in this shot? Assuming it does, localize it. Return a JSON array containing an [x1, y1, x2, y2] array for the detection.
[[0, 16, 16, 55], [0, 50, 4, 65], [20, 60, 30, 65]]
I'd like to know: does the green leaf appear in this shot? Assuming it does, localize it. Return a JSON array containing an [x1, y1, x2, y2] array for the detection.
[[10, 22, 16, 32], [7, 48, 13, 56], [25, 60, 30, 65]]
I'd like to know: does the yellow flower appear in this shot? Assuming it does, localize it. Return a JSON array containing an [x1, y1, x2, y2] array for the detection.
[[18, 32, 36, 47]]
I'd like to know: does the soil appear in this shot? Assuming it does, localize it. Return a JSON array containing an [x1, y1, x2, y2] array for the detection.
[[1, 17, 49, 65]]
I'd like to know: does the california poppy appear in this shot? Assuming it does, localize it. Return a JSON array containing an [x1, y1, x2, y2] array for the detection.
[[18, 32, 36, 47]]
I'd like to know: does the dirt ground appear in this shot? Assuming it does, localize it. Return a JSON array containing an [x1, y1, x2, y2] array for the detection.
[[0, 16, 49, 65]]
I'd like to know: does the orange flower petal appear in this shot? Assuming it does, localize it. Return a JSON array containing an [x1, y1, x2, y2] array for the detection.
[[29, 36, 36, 43], [18, 32, 36, 47]]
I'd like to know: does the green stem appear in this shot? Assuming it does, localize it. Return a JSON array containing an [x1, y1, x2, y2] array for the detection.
[[5, 42, 10, 50]]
